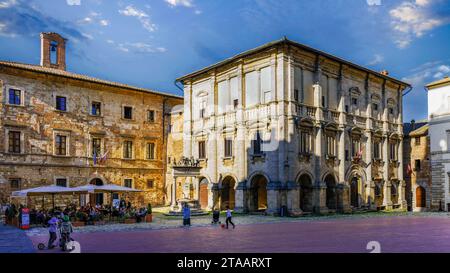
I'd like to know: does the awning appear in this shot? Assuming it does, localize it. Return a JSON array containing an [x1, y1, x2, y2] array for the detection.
[[73, 184, 142, 193], [11, 186, 89, 197]]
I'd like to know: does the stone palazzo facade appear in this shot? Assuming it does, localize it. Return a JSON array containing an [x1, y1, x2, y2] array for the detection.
[[0, 33, 182, 207], [176, 38, 410, 214]]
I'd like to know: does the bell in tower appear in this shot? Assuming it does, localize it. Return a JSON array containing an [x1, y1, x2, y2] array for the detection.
[[40, 32, 67, 70]]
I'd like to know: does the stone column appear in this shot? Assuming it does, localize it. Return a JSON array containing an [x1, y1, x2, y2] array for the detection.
[[286, 181, 302, 215], [365, 130, 374, 208], [398, 138, 406, 209], [382, 135, 392, 209], [266, 182, 282, 215], [314, 182, 328, 214], [337, 183, 351, 213], [234, 181, 247, 213], [208, 183, 219, 211]]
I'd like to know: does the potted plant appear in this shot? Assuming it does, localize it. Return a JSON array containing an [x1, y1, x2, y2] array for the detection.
[[124, 212, 136, 224], [73, 211, 86, 227], [145, 203, 153, 223]]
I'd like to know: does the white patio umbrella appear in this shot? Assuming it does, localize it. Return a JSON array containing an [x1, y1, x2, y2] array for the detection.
[[11, 186, 89, 208]]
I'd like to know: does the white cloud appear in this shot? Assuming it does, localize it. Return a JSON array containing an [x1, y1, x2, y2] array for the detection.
[[367, 54, 384, 66], [99, 19, 109, 26], [0, 0, 16, 8], [194, 9, 202, 15], [78, 17, 92, 24], [389, 1, 445, 48], [403, 61, 450, 87], [81, 32, 93, 40], [165, 0, 194, 8], [366, 0, 381, 6], [117, 42, 167, 54], [66, 0, 81, 6], [415, 0, 430, 7], [119, 5, 156, 32]]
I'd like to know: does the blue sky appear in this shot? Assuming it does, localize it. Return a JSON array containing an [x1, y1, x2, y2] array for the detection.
[[0, 0, 449, 122]]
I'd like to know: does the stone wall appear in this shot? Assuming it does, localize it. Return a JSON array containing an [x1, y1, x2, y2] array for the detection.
[[0, 66, 182, 208]]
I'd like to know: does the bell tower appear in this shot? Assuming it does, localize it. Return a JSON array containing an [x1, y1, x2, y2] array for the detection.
[[40, 32, 67, 70]]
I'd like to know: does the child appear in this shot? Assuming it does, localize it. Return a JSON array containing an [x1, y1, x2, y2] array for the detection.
[[47, 214, 59, 249], [60, 215, 73, 249], [225, 206, 235, 229]]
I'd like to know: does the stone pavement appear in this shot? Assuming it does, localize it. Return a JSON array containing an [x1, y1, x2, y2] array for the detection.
[[0, 223, 35, 253], [27, 215, 450, 253]]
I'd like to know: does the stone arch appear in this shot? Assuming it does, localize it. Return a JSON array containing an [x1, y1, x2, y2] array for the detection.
[[297, 172, 314, 212], [248, 173, 269, 212], [345, 167, 367, 208], [324, 173, 337, 210], [220, 175, 237, 210]]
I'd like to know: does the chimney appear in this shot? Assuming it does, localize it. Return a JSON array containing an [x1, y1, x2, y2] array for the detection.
[[380, 70, 389, 76], [40, 32, 67, 70]]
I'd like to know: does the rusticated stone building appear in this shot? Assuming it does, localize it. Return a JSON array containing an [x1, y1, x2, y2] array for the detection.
[[175, 38, 410, 214], [403, 120, 430, 211], [0, 32, 182, 207]]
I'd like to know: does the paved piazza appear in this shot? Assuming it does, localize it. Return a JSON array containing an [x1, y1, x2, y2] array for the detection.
[[24, 213, 450, 253]]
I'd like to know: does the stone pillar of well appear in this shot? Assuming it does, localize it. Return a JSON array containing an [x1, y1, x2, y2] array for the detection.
[[266, 181, 282, 215], [314, 182, 329, 214], [234, 181, 247, 213], [286, 181, 302, 215]]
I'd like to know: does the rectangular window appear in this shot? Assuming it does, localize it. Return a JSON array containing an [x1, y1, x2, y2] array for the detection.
[[123, 106, 133, 119], [390, 142, 397, 160], [245, 71, 258, 107], [10, 179, 20, 190], [56, 178, 68, 187], [345, 150, 349, 161], [389, 108, 394, 115], [415, 137, 421, 145], [373, 141, 381, 159], [352, 98, 358, 106], [8, 131, 21, 153], [55, 135, 67, 156], [146, 143, 155, 160], [123, 141, 133, 159], [218, 80, 229, 114], [147, 179, 154, 189], [148, 110, 155, 122], [253, 131, 262, 155], [352, 139, 361, 157], [261, 67, 272, 104], [345, 105, 349, 113], [415, 159, 421, 171], [8, 88, 22, 105], [294, 89, 299, 102], [233, 99, 239, 109], [56, 96, 67, 111], [224, 139, 233, 157], [326, 135, 336, 157], [373, 103, 378, 111], [322, 96, 326, 108], [299, 131, 311, 154], [198, 141, 206, 159], [230, 77, 239, 110], [124, 179, 133, 188], [92, 138, 101, 157], [91, 102, 101, 116]]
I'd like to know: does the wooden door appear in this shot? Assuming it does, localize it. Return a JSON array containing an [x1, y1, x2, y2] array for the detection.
[[199, 183, 208, 209], [416, 186, 426, 208]]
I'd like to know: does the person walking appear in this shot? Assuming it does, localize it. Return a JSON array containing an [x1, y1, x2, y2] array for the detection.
[[182, 203, 191, 227], [47, 214, 59, 249], [225, 206, 235, 229]]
